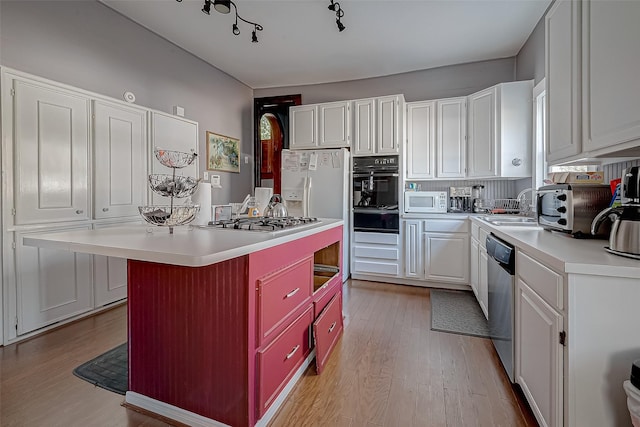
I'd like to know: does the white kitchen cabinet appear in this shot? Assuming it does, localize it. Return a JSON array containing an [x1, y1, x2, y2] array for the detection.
[[405, 101, 436, 179], [467, 81, 533, 178], [436, 97, 467, 178], [423, 219, 469, 284], [289, 104, 317, 150], [470, 238, 479, 296], [478, 246, 488, 318], [15, 226, 94, 335], [581, 0, 640, 152], [12, 77, 90, 225], [150, 112, 198, 205], [469, 223, 489, 319], [351, 231, 401, 277], [318, 101, 350, 148], [515, 251, 564, 427], [403, 220, 423, 278], [545, 0, 582, 162], [93, 100, 147, 219], [352, 99, 376, 155]]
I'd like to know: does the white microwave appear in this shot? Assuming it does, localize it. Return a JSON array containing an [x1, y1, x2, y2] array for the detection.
[[404, 191, 448, 213]]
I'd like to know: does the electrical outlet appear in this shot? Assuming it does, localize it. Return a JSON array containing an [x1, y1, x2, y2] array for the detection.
[[203, 171, 209, 181]]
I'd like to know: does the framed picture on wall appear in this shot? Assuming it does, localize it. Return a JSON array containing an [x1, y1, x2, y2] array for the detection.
[[206, 131, 240, 173]]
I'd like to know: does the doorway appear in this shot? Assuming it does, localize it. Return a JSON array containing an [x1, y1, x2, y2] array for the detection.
[[254, 95, 301, 194]]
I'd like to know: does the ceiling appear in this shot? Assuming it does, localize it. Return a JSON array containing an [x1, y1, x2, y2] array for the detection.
[[101, 0, 551, 89]]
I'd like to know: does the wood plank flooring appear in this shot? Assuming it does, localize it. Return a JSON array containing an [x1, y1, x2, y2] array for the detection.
[[0, 280, 537, 427]]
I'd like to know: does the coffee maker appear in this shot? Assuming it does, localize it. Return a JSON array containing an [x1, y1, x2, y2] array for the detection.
[[591, 166, 640, 258], [449, 186, 472, 212], [472, 185, 485, 213]]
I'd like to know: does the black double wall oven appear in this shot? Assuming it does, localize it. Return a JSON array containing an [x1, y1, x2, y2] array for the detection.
[[352, 155, 399, 233]]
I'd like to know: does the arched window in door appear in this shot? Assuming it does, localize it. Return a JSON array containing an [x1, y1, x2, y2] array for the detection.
[[260, 113, 283, 194]]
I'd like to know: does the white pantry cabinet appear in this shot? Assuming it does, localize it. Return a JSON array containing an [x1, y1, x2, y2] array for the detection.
[[351, 232, 401, 277], [12, 77, 90, 225], [290, 101, 350, 149], [467, 81, 533, 178], [15, 226, 94, 335], [93, 100, 147, 219], [423, 219, 469, 284]]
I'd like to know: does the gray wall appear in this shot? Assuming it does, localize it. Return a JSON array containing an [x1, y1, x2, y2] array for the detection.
[[515, 11, 546, 84], [255, 58, 516, 104], [0, 0, 254, 205]]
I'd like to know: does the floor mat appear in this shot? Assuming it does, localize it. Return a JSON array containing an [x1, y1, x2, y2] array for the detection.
[[430, 289, 490, 338], [73, 343, 127, 395]]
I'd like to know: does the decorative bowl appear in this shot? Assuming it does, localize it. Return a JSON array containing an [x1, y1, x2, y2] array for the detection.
[[138, 205, 200, 227], [148, 174, 200, 198], [154, 148, 197, 169]]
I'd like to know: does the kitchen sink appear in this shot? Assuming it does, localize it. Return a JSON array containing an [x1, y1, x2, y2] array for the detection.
[[480, 216, 540, 227]]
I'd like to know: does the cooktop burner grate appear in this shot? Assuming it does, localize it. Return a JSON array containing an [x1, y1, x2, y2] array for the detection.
[[209, 216, 319, 232]]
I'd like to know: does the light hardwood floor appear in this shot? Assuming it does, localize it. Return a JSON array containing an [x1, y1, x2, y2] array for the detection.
[[0, 280, 537, 427]]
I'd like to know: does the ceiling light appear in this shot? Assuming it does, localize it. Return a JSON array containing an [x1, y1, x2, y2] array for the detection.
[[180, 0, 263, 43], [328, 0, 346, 33]]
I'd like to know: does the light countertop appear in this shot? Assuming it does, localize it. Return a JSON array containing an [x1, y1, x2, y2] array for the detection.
[[23, 219, 343, 267]]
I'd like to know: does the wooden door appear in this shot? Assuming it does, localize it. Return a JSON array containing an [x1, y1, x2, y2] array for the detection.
[[260, 114, 283, 194]]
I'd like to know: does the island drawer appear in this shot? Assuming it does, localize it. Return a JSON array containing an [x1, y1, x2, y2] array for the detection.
[[516, 251, 564, 310], [313, 292, 343, 375], [257, 256, 313, 345], [313, 274, 341, 317], [257, 306, 313, 418]]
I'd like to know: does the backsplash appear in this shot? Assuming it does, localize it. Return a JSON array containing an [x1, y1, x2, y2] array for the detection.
[[603, 159, 640, 182], [408, 179, 519, 200]]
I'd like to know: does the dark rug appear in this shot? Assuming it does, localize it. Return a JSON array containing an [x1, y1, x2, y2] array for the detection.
[[430, 289, 490, 338], [73, 343, 128, 395]]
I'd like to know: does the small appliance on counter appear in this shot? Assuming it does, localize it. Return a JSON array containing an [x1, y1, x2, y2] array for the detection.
[[536, 183, 612, 238], [449, 186, 472, 213], [472, 185, 485, 213], [404, 191, 447, 213], [591, 166, 640, 259]]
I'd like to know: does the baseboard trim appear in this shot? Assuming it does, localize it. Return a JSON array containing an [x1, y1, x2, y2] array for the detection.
[[351, 274, 471, 290]]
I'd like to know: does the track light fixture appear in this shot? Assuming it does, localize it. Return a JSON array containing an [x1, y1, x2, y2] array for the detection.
[[176, 0, 263, 43], [328, 0, 346, 32]]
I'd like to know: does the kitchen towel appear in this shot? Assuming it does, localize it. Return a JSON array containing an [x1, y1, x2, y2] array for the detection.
[[193, 182, 212, 225]]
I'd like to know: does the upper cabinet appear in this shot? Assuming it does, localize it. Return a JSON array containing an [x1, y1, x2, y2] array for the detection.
[[436, 97, 467, 178], [546, 0, 640, 164], [467, 81, 533, 179], [93, 100, 147, 219], [353, 95, 404, 156], [12, 77, 90, 225], [405, 100, 436, 179], [352, 98, 376, 155], [290, 101, 350, 149]]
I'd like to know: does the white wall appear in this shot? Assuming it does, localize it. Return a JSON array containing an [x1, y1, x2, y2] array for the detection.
[[0, 0, 254, 205]]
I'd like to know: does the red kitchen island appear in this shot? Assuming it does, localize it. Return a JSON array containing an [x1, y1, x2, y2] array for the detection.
[[24, 219, 345, 427]]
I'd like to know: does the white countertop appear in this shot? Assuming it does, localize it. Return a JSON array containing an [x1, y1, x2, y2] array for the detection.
[[469, 216, 640, 279], [23, 219, 343, 267]]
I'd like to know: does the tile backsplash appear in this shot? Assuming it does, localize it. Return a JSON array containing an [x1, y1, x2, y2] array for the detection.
[[603, 159, 640, 182]]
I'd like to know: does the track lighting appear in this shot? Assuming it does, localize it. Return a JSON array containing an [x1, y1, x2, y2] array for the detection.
[[176, 0, 263, 43], [328, 0, 346, 32]]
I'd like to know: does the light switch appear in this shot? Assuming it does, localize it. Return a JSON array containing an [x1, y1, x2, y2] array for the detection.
[[244, 156, 249, 164], [203, 171, 209, 181]]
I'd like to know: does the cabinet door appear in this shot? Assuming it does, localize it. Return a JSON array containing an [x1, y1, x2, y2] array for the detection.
[[318, 101, 350, 148], [404, 220, 423, 278], [93, 100, 147, 219], [467, 87, 497, 178], [16, 226, 93, 335], [470, 238, 479, 298], [13, 79, 90, 225], [582, 0, 640, 152], [546, 0, 582, 162], [424, 232, 469, 284], [352, 99, 375, 156], [289, 105, 318, 150], [150, 112, 198, 205], [314, 293, 343, 375], [93, 222, 135, 307], [406, 101, 436, 179], [516, 279, 563, 427], [377, 95, 400, 154], [478, 246, 489, 319], [436, 97, 467, 178]]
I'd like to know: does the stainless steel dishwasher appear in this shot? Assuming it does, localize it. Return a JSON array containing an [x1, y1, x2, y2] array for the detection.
[[486, 233, 516, 382]]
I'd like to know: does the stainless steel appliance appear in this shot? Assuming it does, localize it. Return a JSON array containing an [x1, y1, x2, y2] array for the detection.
[[208, 216, 319, 232], [353, 156, 399, 233], [404, 191, 447, 213], [472, 185, 485, 213], [536, 184, 612, 238], [486, 234, 515, 382], [591, 166, 640, 259], [449, 186, 472, 213]]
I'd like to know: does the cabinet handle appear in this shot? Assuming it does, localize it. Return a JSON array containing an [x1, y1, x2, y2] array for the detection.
[[285, 288, 300, 298], [328, 321, 337, 333], [285, 345, 300, 360], [75, 209, 84, 214], [102, 207, 109, 212]]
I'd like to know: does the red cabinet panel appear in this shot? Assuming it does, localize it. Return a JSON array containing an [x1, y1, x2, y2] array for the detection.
[[257, 306, 313, 418], [313, 274, 341, 318], [314, 292, 344, 375], [257, 256, 313, 345]]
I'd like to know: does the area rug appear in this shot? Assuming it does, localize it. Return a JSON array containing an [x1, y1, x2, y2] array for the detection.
[[73, 343, 128, 395], [430, 289, 490, 338]]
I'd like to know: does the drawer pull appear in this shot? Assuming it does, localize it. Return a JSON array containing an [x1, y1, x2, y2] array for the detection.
[[328, 321, 337, 333], [285, 288, 300, 298], [285, 345, 300, 360]]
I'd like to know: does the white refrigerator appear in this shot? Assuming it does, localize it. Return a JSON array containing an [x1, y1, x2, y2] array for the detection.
[[281, 148, 350, 282]]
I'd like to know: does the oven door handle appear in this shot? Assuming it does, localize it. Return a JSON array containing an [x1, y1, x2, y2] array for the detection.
[[353, 173, 399, 178], [353, 208, 400, 214]]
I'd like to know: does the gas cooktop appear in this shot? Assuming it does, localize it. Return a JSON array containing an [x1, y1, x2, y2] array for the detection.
[[207, 216, 320, 232]]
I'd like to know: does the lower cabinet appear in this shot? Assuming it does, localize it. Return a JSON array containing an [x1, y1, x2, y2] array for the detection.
[[352, 231, 401, 277], [15, 226, 94, 335], [423, 219, 469, 284], [469, 222, 489, 318], [313, 292, 343, 374], [403, 220, 423, 278], [515, 251, 564, 427]]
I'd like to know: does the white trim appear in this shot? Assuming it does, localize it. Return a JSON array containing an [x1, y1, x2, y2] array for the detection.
[[124, 350, 316, 427], [351, 273, 471, 291]]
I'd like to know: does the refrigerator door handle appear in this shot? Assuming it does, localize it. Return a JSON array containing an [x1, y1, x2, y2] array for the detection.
[[304, 176, 312, 217]]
